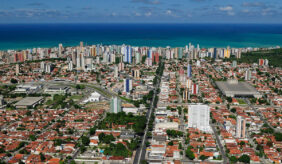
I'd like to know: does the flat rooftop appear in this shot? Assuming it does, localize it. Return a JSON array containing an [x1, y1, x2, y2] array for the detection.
[[15, 97, 44, 106], [216, 79, 261, 98]]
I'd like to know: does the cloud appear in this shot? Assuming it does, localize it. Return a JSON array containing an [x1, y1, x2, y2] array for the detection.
[[219, 6, 233, 12], [135, 12, 142, 16], [261, 8, 277, 16], [111, 12, 117, 16], [145, 12, 152, 16], [0, 8, 69, 18], [131, 0, 161, 5], [164, 8, 183, 17], [219, 6, 235, 16], [166, 10, 172, 15]]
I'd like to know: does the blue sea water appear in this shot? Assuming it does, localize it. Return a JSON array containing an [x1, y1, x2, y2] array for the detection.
[[0, 23, 282, 50]]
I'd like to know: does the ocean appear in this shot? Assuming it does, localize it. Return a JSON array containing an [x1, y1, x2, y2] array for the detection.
[[0, 23, 282, 50]]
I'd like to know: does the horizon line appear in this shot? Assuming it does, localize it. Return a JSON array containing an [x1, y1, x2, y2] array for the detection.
[[1, 22, 282, 25]]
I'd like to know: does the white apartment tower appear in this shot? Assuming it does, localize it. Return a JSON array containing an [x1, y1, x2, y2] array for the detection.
[[188, 104, 211, 132], [236, 116, 246, 138]]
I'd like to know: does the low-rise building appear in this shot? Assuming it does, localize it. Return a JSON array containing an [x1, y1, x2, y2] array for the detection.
[[44, 85, 70, 94], [14, 96, 44, 109]]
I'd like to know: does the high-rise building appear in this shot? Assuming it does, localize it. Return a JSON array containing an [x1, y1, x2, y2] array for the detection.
[[68, 62, 73, 71], [118, 62, 124, 71], [110, 97, 121, 113], [213, 48, 217, 59], [264, 59, 269, 66], [15, 64, 20, 75], [236, 49, 242, 59], [232, 61, 237, 68], [191, 84, 198, 95], [40, 61, 45, 72], [58, 43, 63, 57], [114, 66, 119, 78], [224, 46, 231, 58], [45, 63, 53, 73], [146, 57, 152, 66], [186, 79, 192, 89], [122, 45, 132, 63], [178, 47, 183, 59], [179, 67, 185, 83], [258, 59, 264, 66], [183, 88, 189, 102], [76, 54, 81, 69], [81, 54, 85, 71], [196, 60, 201, 67], [132, 69, 140, 79], [188, 104, 211, 132], [124, 79, 132, 93], [152, 52, 159, 64], [135, 52, 141, 64], [245, 69, 251, 81], [187, 64, 192, 78], [236, 116, 246, 138], [0, 95, 4, 106], [71, 51, 76, 65]]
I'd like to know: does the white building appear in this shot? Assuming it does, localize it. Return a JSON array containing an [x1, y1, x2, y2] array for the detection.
[[188, 104, 211, 132], [14, 84, 42, 94], [122, 107, 138, 114], [236, 116, 246, 138], [155, 122, 179, 130], [68, 62, 73, 71], [82, 92, 101, 103]]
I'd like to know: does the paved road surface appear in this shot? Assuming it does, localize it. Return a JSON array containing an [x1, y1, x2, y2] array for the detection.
[[211, 124, 228, 164]]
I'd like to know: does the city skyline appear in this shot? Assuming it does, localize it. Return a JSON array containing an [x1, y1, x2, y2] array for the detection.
[[0, 0, 282, 23]]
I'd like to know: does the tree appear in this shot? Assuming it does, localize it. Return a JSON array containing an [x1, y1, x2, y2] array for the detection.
[[19, 160, 25, 164], [26, 111, 32, 116], [266, 141, 273, 147], [98, 133, 115, 144], [231, 108, 236, 113], [10, 78, 18, 84], [168, 141, 173, 146], [141, 160, 148, 164], [80, 145, 86, 153], [127, 138, 139, 150], [229, 156, 238, 163], [0, 148, 4, 153], [115, 57, 120, 64], [89, 127, 96, 135], [178, 143, 182, 150], [76, 84, 85, 90], [199, 155, 208, 161], [274, 132, 282, 141], [238, 154, 250, 163], [54, 139, 64, 146], [226, 97, 232, 103], [70, 160, 76, 164], [239, 141, 245, 146], [29, 135, 36, 141], [185, 148, 195, 160], [114, 143, 129, 157], [81, 136, 90, 146], [40, 153, 46, 162]]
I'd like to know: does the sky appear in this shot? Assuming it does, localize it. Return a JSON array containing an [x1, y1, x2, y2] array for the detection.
[[0, 0, 282, 23]]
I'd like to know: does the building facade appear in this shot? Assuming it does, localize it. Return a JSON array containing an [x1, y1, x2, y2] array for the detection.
[[188, 104, 211, 132]]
